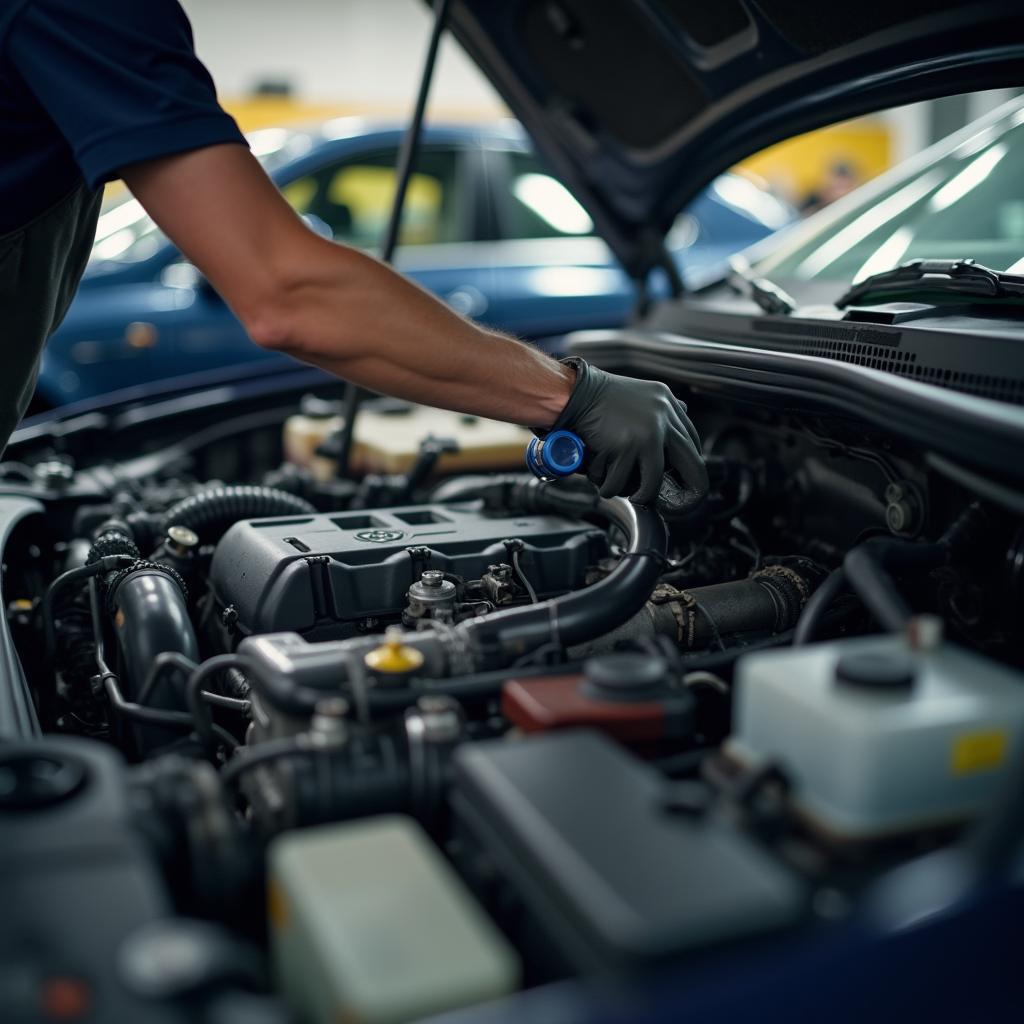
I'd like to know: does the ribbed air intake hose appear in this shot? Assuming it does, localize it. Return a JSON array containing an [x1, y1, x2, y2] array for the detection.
[[160, 485, 316, 545], [107, 561, 199, 753]]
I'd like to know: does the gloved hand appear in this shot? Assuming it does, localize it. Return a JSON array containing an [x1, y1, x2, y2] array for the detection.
[[546, 357, 707, 507]]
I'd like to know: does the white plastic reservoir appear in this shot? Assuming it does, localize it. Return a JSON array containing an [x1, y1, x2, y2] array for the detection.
[[726, 634, 1024, 839]]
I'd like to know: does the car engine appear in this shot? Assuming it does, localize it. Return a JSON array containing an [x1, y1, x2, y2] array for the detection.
[[2, 382, 1022, 1022]]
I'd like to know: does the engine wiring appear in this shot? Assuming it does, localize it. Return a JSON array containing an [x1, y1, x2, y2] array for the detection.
[[511, 547, 539, 604]]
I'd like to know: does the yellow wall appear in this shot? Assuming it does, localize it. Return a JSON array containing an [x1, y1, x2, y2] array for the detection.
[[107, 99, 895, 211], [224, 99, 895, 207], [735, 116, 891, 204], [221, 96, 503, 132], [223, 96, 354, 131]]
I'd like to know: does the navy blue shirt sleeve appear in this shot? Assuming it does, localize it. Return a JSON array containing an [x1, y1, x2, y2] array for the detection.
[[6, 0, 247, 190]]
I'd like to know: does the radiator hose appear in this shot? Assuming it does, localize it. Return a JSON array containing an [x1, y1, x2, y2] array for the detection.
[[108, 561, 199, 752], [426, 476, 667, 667], [454, 496, 667, 669]]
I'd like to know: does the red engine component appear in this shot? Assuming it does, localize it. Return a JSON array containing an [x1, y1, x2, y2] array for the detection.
[[501, 653, 694, 745]]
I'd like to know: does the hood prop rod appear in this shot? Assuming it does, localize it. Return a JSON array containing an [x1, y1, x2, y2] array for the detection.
[[335, 0, 452, 476]]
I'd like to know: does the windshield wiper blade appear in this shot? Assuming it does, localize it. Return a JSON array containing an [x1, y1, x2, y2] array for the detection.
[[727, 256, 796, 315], [837, 258, 1024, 309]]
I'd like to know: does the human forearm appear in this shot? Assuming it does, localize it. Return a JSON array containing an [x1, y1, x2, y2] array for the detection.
[[123, 144, 572, 428], [123, 144, 706, 502], [250, 235, 574, 427]]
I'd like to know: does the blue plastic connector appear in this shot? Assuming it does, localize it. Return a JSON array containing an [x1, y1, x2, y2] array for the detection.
[[525, 430, 585, 480]]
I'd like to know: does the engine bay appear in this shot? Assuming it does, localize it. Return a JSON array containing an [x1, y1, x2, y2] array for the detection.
[[2, 380, 1023, 1022]]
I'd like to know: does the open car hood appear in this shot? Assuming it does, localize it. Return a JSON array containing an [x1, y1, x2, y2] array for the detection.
[[446, 0, 1024, 279]]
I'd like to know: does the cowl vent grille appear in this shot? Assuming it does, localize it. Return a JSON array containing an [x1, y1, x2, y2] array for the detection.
[[743, 320, 1024, 405], [789, 337, 1024, 404]]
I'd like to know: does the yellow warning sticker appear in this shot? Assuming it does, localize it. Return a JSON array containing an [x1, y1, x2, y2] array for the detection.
[[951, 730, 1008, 776], [267, 880, 290, 931]]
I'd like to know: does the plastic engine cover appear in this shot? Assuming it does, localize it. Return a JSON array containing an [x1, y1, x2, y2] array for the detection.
[[452, 730, 805, 975], [210, 504, 603, 638]]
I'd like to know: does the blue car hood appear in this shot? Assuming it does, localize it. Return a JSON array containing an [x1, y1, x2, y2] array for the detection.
[[446, 0, 1024, 278]]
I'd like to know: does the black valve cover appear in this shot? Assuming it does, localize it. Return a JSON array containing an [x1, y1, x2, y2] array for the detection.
[[210, 504, 604, 639]]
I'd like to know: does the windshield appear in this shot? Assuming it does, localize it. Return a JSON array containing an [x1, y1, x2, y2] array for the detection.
[[755, 99, 1024, 288], [89, 128, 316, 268]]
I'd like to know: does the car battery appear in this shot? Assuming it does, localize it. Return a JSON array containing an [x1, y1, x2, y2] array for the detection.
[[451, 730, 805, 977], [726, 634, 1024, 841], [501, 652, 695, 747]]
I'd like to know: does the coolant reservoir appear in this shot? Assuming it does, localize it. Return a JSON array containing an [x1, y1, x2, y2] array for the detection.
[[726, 634, 1024, 840], [283, 403, 533, 481], [282, 412, 344, 481]]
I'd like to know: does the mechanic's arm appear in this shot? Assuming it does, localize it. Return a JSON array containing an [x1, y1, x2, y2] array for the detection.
[[122, 144, 705, 502]]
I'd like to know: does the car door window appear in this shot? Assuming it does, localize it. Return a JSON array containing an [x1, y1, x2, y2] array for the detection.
[[500, 151, 709, 244], [500, 151, 596, 239], [281, 147, 467, 249]]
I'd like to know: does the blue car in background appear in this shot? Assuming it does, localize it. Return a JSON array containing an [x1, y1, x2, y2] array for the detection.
[[42, 120, 794, 405]]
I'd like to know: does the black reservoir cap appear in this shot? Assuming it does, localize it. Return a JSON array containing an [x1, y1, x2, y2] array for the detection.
[[582, 653, 668, 701], [835, 650, 916, 691]]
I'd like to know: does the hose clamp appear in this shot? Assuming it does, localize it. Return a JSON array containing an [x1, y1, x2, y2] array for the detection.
[[651, 583, 697, 646], [106, 559, 189, 614]]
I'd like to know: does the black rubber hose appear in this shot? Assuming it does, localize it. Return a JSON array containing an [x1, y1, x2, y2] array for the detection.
[[429, 474, 519, 505], [86, 527, 139, 565], [220, 736, 313, 787], [160, 485, 316, 544], [794, 504, 993, 645], [88, 580, 237, 750], [793, 567, 848, 645], [428, 473, 538, 505], [844, 546, 917, 632], [109, 564, 199, 713], [102, 674, 193, 730], [577, 564, 820, 655], [137, 651, 197, 706], [431, 473, 602, 519], [843, 538, 949, 634], [794, 538, 949, 644], [42, 555, 136, 669], [457, 497, 667, 669], [185, 654, 247, 761]]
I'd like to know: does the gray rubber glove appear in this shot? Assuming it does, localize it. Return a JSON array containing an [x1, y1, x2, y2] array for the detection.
[[548, 357, 708, 507]]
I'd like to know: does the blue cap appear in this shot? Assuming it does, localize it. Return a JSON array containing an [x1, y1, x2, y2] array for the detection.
[[526, 430, 585, 479]]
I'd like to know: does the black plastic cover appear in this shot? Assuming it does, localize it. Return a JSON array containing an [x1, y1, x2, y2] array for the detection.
[[0, 496, 43, 739], [210, 504, 603, 638], [452, 730, 805, 974], [0, 738, 184, 1023]]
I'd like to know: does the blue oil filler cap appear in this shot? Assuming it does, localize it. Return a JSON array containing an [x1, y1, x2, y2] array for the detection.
[[526, 430, 585, 480]]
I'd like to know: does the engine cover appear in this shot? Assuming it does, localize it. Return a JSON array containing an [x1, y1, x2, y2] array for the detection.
[[211, 504, 604, 639]]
